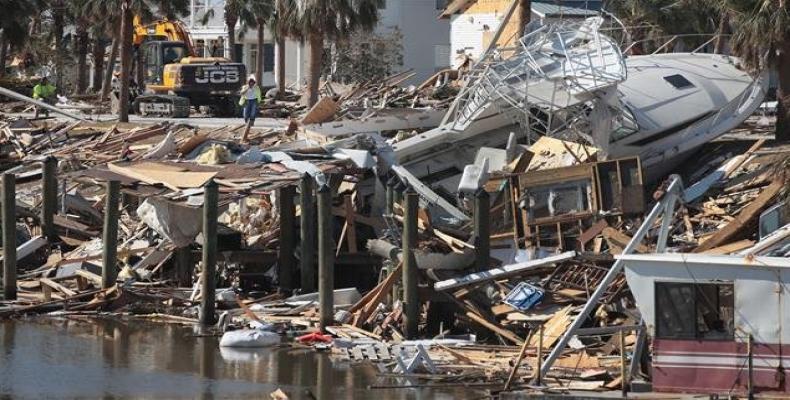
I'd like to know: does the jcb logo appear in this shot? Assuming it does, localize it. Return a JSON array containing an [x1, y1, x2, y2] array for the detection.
[[195, 66, 240, 84]]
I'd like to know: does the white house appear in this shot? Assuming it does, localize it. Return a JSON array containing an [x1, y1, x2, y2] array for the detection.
[[375, 0, 452, 85], [185, 0, 309, 89], [185, 0, 451, 90]]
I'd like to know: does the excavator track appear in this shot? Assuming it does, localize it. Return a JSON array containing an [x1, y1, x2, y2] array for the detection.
[[134, 94, 190, 118]]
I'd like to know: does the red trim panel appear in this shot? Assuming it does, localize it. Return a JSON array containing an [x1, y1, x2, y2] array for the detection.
[[653, 339, 788, 393]]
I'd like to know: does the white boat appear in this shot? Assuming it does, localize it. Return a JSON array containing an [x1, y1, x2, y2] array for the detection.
[[392, 17, 768, 185]]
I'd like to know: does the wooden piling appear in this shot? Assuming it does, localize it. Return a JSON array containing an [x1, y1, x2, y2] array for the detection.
[[101, 180, 120, 289], [474, 189, 490, 271], [536, 323, 544, 386], [2, 173, 17, 300], [174, 246, 193, 287], [748, 333, 754, 399], [278, 185, 297, 291], [385, 176, 397, 216], [41, 156, 58, 241], [402, 189, 419, 339], [317, 183, 334, 330], [200, 179, 218, 326], [620, 329, 628, 397], [299, 174, 317, 292]]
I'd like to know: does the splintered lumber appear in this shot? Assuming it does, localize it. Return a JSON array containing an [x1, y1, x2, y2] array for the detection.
[[465, 310, 523, 344], [527, 305, 572, 350], [434, 251, 575, 291], [553, 351, 601, 369], [694, 179, 784, 253], [39, 278, 77, 297], [354, 262, 402, 326], [301, 96, 339, 125], [602, 227, 650, 254], [701, 239, 756, 255], [579, 219, 608, 249]]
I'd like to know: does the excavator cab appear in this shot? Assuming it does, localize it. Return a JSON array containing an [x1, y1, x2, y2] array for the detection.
[[141, 41, 188, 86]]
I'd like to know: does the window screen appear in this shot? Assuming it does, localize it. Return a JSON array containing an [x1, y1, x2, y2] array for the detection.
[[655, 282, 734, 340], [663, 74, 695, 89]]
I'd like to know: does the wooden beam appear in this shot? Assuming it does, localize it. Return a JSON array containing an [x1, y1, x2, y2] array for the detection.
[[694, 180, 784, 252]]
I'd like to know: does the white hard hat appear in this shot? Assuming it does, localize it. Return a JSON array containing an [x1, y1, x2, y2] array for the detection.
[[248, 74, 256, 82]]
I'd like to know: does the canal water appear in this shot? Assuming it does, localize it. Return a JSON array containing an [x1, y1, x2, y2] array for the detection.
[[0, 317, 485, 399]]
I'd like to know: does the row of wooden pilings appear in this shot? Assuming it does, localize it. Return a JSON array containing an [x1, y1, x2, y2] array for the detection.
[[1, 164, 491, 340]]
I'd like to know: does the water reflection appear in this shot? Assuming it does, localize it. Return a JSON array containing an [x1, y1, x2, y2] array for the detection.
[[0, 318, 479, 399]]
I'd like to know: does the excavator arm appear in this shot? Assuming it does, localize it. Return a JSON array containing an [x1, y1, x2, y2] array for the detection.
[[132, 15, 196, 56]]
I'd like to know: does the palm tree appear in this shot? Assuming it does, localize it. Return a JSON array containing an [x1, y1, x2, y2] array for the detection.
[[239, 0, 275, 84], [283, 0, 379, 106], [51, 0, 66, 89], [69, 0, 92, 94], [274, 0, 289, 97], [85, 0, 188, 121], [0, 0, 38, 78], [726, 0, 790, 142]]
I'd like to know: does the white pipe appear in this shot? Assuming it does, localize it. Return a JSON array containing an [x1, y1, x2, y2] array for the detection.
[[0, 86, 85, 121]]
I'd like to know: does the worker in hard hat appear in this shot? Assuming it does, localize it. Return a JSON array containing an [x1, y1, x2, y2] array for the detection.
[[238, 74, 262, 142], [32, 76, 57, 118]]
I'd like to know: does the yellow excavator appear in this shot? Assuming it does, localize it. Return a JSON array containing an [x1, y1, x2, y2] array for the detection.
[[130, 16, 246, 117]]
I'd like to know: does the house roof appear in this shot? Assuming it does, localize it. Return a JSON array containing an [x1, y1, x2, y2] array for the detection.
[[439, 0, 601, 19], [532, 2, 600, 18]]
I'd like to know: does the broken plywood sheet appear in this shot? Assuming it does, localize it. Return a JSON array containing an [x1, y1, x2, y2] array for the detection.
[[527, 136, 598, 171], [527, 305, 573, 350], [553, 351, 601, 369], [108, 162, 217, 191]]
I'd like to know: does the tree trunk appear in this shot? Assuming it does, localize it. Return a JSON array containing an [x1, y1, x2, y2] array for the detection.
[[276, 35, 285, 97], [713, 12, 729, 55], [226, 13, 237, 62], [0, 31, 7, 79], [75, 24, 89, 94], [118, 2, 134, 123], [53, 0, 65, 90], [101, 36, 119, 101], [517, 0, 531, 38], [305, 32, 323, 107], [92, 37, 106, 93], [256, 19, 265, 85], [776, 39, 790, 143]]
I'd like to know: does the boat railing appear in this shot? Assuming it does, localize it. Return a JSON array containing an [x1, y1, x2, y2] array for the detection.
[[621, 33, 730, 55]]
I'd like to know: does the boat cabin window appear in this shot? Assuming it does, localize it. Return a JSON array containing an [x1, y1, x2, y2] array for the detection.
[[655, 282, 734, 340], [663, 74, 695, 89]]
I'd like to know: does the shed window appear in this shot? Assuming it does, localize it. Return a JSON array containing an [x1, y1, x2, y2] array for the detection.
[[663, 74, 695, 89], [655, 282, 734, 340]]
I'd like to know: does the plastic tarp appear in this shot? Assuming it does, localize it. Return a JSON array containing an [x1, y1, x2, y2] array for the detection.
[[136, 197, 202, 247], [219, 330, 280, 348]]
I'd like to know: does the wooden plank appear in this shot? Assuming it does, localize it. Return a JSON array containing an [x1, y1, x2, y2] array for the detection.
[[602, 227, 649, 254], [343, 195, 357, 253], [39, 278, 77, 297], [702, 239, 755, 255], [465, 310, 523, 344], [694, 180, 784, 252], [75, 268, 104, 286], [578, 219, 608, 248]]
